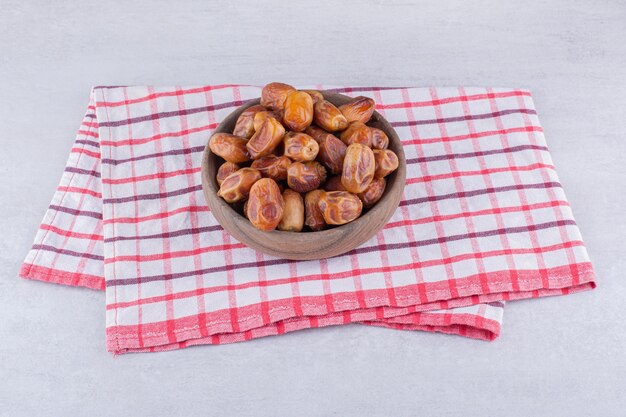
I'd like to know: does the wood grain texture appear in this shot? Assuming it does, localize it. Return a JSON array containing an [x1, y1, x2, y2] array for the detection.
[[202, 92, 406, 260]]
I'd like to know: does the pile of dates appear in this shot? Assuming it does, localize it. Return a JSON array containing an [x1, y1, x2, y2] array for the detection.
[[209, 82, 399, 232]]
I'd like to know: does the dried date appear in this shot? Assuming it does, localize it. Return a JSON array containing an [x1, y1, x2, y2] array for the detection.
[[277, 189, 304, 232], [246, 117, 286, 159], [302, 90, 324, 104], [209, 133, 251, 163], [232, 104, 266, 139], [282, 91, 314, 132], [253, 110, 282, 132], [260, 82, 295, 110], [317, 134, 347, 174], [250, 154, 291, 181], [304, 189, 326, 231], [370, 127, 389, 150], [305, 125, 337, 144], [317, 191, 363, 225], [246, 178, 285, 231], [287, 161, 327, 193], [323, 175, 347, 191], [357, 177, 386, 207], [283, 132, 319, 162], [217, 168, 262, 203], [341, 143, 375, 193], [339, 121, 372, 147], [216, 161, 240, 186], [338, 96, 375, 124], [313, 99, 348, 132], [373, 149, 399, 178]]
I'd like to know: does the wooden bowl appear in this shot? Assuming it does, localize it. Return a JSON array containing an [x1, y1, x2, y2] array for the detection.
[[201, 92, 406, 260]]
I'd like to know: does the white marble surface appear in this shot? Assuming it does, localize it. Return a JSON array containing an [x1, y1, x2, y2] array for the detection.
[[1, 1, 624, 416]]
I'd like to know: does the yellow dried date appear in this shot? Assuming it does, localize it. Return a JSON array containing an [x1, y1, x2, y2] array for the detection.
[[260, 82, 296, 110], [277, 189, 304, 232], [209, 133, 251, 163], [304, 189, 326, 231], [253, 110, 282, 132], [317, 134, 347, 175], [305, 125, 336, 144], [373, 149, 399, 178], [250, 154, 291, 181], [302, 90, 324, 104], [338, 96, 375, 123], [217, 168, 262, 203], [246, 178, 285, 231], [283, 132, 319, 162], [232, 104, 266, 139], [282, 91, 314, 132], [339, 121, 372, 147], [370, 127, 389, 150], [317, 191, 363, 225], [341, 143, 375, 193], [246, 117, 286, 159], [357, 177, 386, 207], [287, 161, 327, 193], [216, 161, 240, 186], [313, 99, 348, 132]]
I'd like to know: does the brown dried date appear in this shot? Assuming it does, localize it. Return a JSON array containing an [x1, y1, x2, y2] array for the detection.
[[217, 168, 262, 203], [357, 177, 386, 207], [209, 133, 251, 163], [246, 117, 286, 159], [304, 189, 326, 231], [216, 161, 240, 186], [323, 175, 347, 191], [305, 125, 336, 144], [250, 154, 291, 181], [302, 90, 324, 104], [313, 99, 348, 132], [314, 162, 327, 183], [339, 121, 372, 147], [370, 127, 389, 150], [373, 149, 399, 178], [338, 96, 375, 123], [232, 104, 266, 139], [246, 178, 285, 231], [260, 82, 295, 110], [282, 91, 313, 132], [341, 143, 375, 193], [283, 132, 319, 162], [317, 134, 347, 174], [277, 189, 304, 232], [253, 110, 282, 132], [287, 161, 327, 193], [317, 191, 363, 225]]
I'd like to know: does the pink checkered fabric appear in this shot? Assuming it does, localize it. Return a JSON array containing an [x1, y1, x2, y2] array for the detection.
[[20, 85, 596, 354]]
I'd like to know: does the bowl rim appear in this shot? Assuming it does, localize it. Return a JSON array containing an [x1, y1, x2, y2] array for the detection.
[[201, 91, 406, 251]]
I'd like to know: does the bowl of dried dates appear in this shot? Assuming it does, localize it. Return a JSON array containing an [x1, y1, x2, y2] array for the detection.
[[201, 82, 406, 260]]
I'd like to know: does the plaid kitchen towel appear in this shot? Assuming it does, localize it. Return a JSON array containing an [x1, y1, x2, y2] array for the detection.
[[20, 85, 596, 354]]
